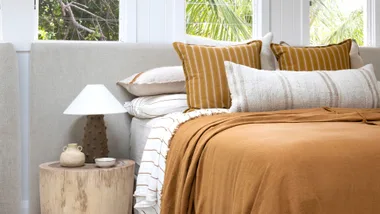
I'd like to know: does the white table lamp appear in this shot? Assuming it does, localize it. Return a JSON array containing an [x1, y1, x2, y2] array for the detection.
[[64, 84, 127, 163]]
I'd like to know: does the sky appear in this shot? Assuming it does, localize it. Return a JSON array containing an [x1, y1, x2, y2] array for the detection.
[[339, 0, 365, 13]]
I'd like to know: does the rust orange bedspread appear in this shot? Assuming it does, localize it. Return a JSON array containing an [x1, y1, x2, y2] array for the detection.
[[161, 108, 380, 214]]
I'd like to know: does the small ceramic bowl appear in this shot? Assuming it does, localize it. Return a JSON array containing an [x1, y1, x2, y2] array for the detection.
[[95, 157, 116, 168]]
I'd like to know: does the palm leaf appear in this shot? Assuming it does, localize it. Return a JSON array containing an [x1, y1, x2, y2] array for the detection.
[[186, 0, 252, 41]]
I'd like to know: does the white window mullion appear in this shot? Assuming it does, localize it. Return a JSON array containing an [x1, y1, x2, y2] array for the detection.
[[120, 0, 137, 43], [0, 0, 3, 41], [366, 0, 380, 47], [173, 0, 185, 42], [149, 0, 166, 43], [254, 0, 270, 39], [300, 0, 310, 45], [2, 0, 35, 51], [376, 0, 380, 47]]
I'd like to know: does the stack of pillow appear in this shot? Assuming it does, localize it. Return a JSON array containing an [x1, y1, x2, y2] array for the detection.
[[119, 33, 380, 117]]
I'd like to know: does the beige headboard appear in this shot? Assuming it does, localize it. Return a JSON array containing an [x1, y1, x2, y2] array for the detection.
[[0, 43, 21, 214], [29, 42, 181, 214], [359, 47, 380, 80]]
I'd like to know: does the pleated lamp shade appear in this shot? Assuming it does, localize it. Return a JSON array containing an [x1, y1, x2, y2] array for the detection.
[[64, 84, 127, 115]]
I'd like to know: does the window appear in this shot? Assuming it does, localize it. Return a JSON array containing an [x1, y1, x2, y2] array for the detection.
[[186, 0, 253, 42], [310, 0, 365, 45], [38, 0, 119, 41]]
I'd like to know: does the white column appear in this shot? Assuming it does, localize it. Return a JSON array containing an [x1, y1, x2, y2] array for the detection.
[[1, 1, 35, 213]]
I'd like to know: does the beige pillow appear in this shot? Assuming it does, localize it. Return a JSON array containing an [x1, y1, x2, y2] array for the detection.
[[225, 62, 379, 112], [185, 32, 276, 70], [117, 66, 186, 96], [350, 40, 365, 69]]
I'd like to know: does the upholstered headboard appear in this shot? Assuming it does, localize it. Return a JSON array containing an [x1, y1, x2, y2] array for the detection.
[[29, 42, 181, 213], [358, 47, 380, 80], [0, 43, 21, 214]]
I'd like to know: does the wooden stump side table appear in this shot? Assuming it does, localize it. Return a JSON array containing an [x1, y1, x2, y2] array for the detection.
[[39, 159, 135, 214]]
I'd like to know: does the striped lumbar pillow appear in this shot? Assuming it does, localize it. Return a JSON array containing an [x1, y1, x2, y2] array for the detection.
[[271, 39, 352, 71], [225, 61, 379, 112], [173, 41, 262, 110]]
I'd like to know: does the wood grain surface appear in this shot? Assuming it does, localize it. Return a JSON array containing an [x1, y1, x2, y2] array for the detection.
[[39, 160, 134, 214]]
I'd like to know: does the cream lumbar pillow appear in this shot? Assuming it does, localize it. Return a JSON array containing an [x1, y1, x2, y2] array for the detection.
[[117, 66, 186, 96], [185, 32, 275, 70], [224, 61, 379, 112], [124, 94, 188, 119]]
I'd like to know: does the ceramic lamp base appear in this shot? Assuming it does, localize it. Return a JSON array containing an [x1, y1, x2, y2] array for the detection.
[[82, 115, 109, 163]]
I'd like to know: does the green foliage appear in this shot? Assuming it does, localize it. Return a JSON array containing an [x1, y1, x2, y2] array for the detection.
[[186, 0, 253, 42], [38, 0, 119, 41], [310, 0, 364, 45]]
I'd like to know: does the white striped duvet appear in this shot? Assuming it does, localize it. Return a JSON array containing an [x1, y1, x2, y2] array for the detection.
[[134, 109, 229, 214]]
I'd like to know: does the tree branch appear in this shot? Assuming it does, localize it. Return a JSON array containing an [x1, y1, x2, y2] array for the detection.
[[58, 0, 95, 34], [69, 3, 108, 22], [65, 4, 95, 34]]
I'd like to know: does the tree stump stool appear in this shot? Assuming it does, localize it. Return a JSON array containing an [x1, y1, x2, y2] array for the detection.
[[39, 159, 135, 214]]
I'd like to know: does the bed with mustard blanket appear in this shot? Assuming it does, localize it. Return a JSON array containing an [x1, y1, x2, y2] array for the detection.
[[135, 107, 380, 214]]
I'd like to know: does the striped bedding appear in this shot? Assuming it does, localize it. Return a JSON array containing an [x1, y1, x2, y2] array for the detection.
[[134, 109, 228, 214]]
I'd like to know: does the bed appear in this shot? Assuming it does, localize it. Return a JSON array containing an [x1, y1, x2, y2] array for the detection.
[[133, 44, 380, 214], [29, 43, 380, 214]]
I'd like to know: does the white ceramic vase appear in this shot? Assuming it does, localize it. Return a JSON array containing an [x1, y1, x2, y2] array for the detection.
[[60, 143, 85, 167]]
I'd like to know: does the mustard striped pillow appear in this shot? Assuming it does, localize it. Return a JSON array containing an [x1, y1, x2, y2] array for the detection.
[[173, 41, 262, 110], [271, 39, 352, 71]]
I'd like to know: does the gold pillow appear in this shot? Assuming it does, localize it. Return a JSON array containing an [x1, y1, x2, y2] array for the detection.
[[173, 41, 262, 110], [271, 39, 352, 71]]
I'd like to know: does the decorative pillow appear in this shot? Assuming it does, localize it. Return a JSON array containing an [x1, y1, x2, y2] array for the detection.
[[271, 39, 352, 71], [173, 40, 262, 110], [117, 66, 186, 96], [225, 61, 379, 112], [124, 94, 188, 119], [277, 39, 364, 70], [185, 32, 276, 70], [350, 40, 365, 69]]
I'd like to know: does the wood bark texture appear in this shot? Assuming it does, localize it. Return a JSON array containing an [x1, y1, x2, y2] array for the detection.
[[39, 160, 134, 214], [82, 115, 109, 163]]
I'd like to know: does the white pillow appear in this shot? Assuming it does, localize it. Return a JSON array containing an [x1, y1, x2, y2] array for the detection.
[[117, 66, 186, 96], [225, 61, 379, 112], [124, 94, 188, 119], [185, 32, 275, 70]]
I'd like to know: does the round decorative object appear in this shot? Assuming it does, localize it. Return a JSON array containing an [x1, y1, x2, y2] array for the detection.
[[95, 157, 116, 168], [59, 143, 85, 167], [39, 160, 135, 214]]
